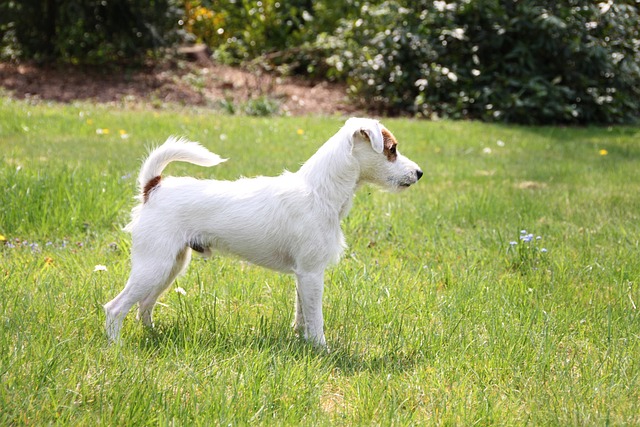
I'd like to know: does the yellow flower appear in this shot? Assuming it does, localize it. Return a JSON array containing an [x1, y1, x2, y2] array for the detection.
[[86, 119, 94, 125], [0, 234, 6, 242], [599, 149, 608, 156], [44, 257, 54, 265], [119, 129, 130, 139], [96, 128, 110, 135], [297, 129, 304, 135]]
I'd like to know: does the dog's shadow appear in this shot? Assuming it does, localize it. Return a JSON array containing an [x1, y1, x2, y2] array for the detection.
[[133, 320, 422, 375]]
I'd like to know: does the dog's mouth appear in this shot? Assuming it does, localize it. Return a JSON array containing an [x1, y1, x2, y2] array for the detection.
[[384, 173, 421, 192], [399, 178, 419, 188], [388, 182, 414, 193], [397, 170, 423, 189]]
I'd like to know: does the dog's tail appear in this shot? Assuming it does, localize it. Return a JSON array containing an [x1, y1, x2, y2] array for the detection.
[[138, 136, 226, 202]]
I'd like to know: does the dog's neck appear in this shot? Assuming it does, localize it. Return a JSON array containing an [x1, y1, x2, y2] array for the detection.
[[297, 131, 360, 219]]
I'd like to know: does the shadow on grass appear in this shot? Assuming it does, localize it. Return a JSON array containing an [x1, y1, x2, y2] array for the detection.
[[127, 318, 425, 375]]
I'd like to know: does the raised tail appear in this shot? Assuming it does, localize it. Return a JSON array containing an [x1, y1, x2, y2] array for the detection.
[[138, 136, 226, 200]]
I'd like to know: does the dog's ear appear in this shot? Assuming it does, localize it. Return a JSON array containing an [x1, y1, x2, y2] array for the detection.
[[346, 118, 384, 153]]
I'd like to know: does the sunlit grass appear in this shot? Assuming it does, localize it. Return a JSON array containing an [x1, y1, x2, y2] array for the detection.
[[1, 98, 639, 425]]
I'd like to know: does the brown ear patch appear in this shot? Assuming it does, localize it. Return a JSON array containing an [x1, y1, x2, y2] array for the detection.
[[381, 128, 398, 162], [143, 175, 161, 203]]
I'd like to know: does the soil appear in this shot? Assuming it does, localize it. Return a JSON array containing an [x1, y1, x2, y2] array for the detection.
[[0, 58, 358, 116]]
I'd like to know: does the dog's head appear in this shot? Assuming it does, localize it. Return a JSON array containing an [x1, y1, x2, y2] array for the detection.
[[346, 118, 423, 192]]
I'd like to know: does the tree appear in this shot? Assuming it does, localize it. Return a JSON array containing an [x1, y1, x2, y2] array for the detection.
[[1, 0, 182, 64]]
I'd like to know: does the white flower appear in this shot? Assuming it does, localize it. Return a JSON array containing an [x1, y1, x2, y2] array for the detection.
[[451, 28, 465, 40], [93, 264, 108, 272], [175, 287, 187, 296]]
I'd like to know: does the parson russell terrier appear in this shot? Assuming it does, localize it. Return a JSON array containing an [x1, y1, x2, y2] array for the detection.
[[104, 118, 423, 347]]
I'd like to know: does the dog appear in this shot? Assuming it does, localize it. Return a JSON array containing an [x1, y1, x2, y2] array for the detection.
[[104, 117, 422, 347]]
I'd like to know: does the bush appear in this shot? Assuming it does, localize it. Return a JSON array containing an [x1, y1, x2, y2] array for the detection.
[[0, 0, 183, 64], [183, 0, 363, 75], [2, 0, 638, 124], [318, 0, 640, 124], [190, 0, 318, 65]]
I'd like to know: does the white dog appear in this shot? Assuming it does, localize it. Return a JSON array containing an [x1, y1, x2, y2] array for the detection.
[[104, 118, 422, 347]]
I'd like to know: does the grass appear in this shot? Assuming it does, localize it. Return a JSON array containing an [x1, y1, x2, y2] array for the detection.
[[1, 96, 639, 425]]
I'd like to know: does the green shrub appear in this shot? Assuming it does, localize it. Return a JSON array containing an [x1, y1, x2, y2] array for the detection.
[[2, 0, 638, 124], [199, 0, 317, 65], [318, 0, 640, 124], [186, 0, 363, 75], [0, 0, 182, 64]]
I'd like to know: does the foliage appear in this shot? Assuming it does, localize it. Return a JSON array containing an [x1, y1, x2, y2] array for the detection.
[[183, 0, 640, 124], [182, 0, 363, 74], [1, 0, 639, 123], [219, 95, 283, 116], [318, 0, 640, 124], [184, 0, 314, 65], [183, 1, 229, 48], [0, 0, 183, 64], [506, 230, 549, 274]]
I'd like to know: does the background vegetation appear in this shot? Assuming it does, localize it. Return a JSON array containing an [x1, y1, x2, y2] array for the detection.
[[1, 99, 639, 425], [2, 0, 639, 124], [0, 0, 182, 64]]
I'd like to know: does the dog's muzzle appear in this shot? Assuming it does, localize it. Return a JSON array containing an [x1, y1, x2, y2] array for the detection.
[[400, 169, 423, 188]]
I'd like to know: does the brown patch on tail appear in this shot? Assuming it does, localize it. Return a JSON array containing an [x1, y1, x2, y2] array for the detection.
[[143, 176, 161, 203], [381, 128, 398, 162]]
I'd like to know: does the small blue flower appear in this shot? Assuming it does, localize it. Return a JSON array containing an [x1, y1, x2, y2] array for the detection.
[[520, 233, 534, 243], [540, 248, 548, 253], [509, 241, 518, 246]]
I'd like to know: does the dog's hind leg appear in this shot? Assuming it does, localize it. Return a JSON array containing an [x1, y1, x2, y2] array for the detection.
[[104, 247, 182, 342], [137, 247, 192, 327], [294, 270, 326, 348]]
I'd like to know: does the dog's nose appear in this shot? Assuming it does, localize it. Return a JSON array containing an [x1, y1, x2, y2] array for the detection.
[[416, 170, 423, 181]]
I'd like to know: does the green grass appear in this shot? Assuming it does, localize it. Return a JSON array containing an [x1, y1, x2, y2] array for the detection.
[[1, 97, 639, 425]]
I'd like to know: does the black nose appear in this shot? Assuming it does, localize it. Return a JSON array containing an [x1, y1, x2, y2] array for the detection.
[[416, 170, 423, 180]]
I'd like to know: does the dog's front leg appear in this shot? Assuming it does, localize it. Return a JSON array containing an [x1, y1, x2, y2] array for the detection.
[[293, 288, 306, 335], [294, 270, 326, 348]]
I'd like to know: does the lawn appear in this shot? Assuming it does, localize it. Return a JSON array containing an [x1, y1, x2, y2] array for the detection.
[[1, 97, 639, 425]]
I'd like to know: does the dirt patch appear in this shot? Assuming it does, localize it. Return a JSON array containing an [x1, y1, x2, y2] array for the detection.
[[0, 59, 358, 116], [516, 180, 547, 190]]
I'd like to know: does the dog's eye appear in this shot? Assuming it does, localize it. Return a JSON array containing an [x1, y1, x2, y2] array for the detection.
[[389, 146, 397, 154]]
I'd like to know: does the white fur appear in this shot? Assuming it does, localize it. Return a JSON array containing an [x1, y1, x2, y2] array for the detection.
[[104, 118, 422, 347]]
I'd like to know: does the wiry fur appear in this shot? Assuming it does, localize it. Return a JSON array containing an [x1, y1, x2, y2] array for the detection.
[[104, 118, 422, 347]]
